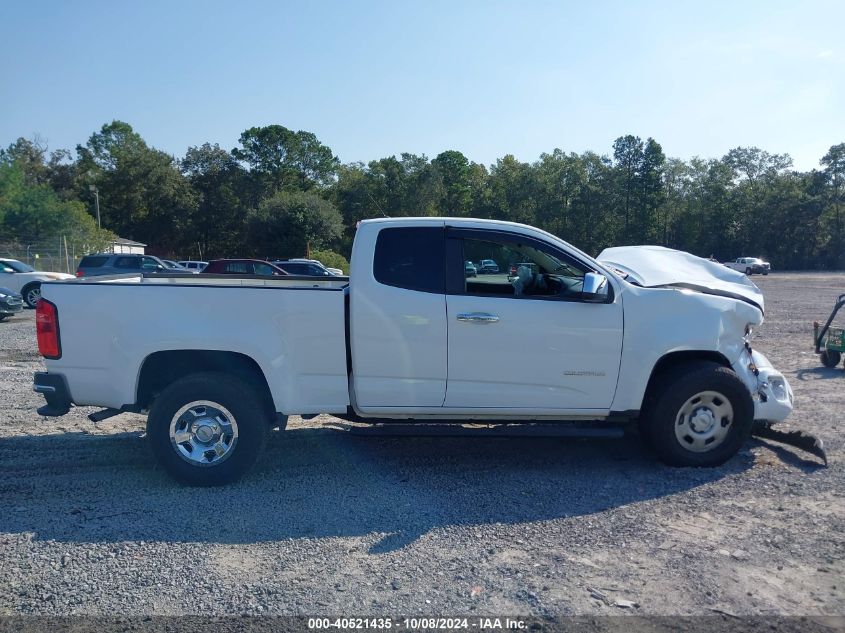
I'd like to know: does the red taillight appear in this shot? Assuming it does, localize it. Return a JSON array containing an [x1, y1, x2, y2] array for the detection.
[[75, 271, 83, 277], [36, 299, 61, 359]]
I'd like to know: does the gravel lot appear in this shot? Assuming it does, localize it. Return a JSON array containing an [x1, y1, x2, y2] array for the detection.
[[1, 273, 843, 618]]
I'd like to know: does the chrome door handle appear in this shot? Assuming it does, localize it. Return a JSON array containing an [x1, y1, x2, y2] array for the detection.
[[457, 312, 500, 323]]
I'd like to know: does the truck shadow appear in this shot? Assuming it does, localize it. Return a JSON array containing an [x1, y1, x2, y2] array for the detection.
[[795, 367, 844, 381], [0, 427, 753, 552]]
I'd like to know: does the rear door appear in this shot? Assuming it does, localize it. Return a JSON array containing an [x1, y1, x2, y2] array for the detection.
[[350, 224, 448, 409], [444, 228, 623, 412]]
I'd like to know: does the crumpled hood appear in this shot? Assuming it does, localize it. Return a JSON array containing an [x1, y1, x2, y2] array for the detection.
[[598, 245, 765, 311]]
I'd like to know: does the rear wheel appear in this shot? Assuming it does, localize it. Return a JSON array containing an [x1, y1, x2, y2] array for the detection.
[[644, 362, 754, 467], [745, 267, 752, 275], [21, 283, 41, 308], [147, 372, 270, 486], [820, 350, 841, 368], [0, 315, 7, 322]]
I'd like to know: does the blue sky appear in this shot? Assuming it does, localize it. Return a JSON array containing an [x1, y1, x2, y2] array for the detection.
[[1, 0, 843, 170]]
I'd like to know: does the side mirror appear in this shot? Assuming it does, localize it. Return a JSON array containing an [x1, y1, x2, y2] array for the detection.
[[582, 272, 609, 302]]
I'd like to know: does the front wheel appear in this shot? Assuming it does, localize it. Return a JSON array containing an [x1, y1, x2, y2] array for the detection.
[[22, 283, 41, 308], [644, 363, 754, 467], [820, 350, 841, 368], [147, 372, 270, 486], [745, 267, 752, 275]]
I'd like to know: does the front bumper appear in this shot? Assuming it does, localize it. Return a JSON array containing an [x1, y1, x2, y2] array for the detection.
[[33, 371, 72, 416], [0, 296, 24, 315], [732, 348, 793, 422]]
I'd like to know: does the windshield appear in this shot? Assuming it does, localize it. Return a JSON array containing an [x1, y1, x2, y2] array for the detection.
[[3, 260, 35, 273]]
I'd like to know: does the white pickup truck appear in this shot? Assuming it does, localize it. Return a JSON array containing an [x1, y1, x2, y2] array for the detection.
[[724, 257, 771, 276], [33, 218, 795, 485]]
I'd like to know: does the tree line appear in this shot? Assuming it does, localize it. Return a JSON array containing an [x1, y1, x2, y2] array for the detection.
[[1, 120, 843, 270]]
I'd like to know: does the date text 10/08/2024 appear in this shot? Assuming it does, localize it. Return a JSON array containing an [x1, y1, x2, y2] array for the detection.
[[307, 617, 528, 630]]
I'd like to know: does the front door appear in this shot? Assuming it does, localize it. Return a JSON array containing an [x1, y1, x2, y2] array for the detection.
[[444, 229, 623, 412]]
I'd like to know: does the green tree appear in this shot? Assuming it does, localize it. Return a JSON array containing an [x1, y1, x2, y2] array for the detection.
[[233, 125, 339, 198], [76, 121, 196, 251], [181, 143, 248, 258], [245, 191, 343, 258], [821, 143, 845, 267], [612, 135, 644, 241], [0, 161, 113, 252], [432, 150, 472, 215], [488, 154, 536, 225], [310, 249, 350, 274]]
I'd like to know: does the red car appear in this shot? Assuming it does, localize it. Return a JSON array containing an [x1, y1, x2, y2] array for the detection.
[[201, 259, 288, 276]]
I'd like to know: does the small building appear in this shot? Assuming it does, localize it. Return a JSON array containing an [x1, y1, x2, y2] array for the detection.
[[111, 237, 146, 254]]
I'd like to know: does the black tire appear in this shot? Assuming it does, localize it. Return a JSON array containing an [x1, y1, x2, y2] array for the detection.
[[643, 362, 754, 467], [820, 349, 841, 368], [147, 371, 270, 486], [745, 267, 752, 275], [21, 282, 41, 309], [763, 270, 769, 276], [0, 315, 7, 322]]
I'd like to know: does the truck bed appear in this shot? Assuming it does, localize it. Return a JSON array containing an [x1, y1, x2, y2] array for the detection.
[[39, 274, 351, 415]]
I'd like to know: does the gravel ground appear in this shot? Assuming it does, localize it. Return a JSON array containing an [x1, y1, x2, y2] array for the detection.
[[0, 273, 843, 618]]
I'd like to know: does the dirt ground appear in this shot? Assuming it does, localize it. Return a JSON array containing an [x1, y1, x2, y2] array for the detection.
[[0, 273, 843, 618]]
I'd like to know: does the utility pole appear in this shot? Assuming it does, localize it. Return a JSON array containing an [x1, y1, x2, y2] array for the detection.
[[89, 185, 101, 228]]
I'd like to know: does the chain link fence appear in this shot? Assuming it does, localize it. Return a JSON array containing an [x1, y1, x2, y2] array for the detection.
[[0, 238, 91, 274]]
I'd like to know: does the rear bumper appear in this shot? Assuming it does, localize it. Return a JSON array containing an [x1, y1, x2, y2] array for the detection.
[[33, 371, 72, 416]]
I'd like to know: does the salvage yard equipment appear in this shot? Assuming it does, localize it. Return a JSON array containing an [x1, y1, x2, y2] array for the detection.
[[814, 293, 845, 368]]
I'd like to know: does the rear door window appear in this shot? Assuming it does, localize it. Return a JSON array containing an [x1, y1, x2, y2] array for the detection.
[[79, 256, 108, 268], [373, 227, 445, 294], [224, 262, 250, 274], [279, 263, 306, 275], [114, 256, 140, 269], [253, 263, 276, 276]]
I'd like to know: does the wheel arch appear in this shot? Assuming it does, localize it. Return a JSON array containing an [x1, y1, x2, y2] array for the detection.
[[136, 350, 276, 419], [20, 280, 42, 304], [641, 350, 731, 411]]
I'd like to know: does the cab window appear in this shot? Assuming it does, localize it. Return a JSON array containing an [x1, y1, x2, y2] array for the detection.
[[456, 235, 589, 300], [373, 227, 445, 294]]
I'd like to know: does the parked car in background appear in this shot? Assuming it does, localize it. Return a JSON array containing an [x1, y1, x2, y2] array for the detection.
[[177, 260, 208, 272], [477, 259, 499, 274], [724, 257, 770, 275], [272, 258, 341, 276], [202, 259, 288, 276], [0, 258, 75, 308], [465, 261, 477, 277], [76, 254, 192, 279], [0, 287, 24, 321]]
